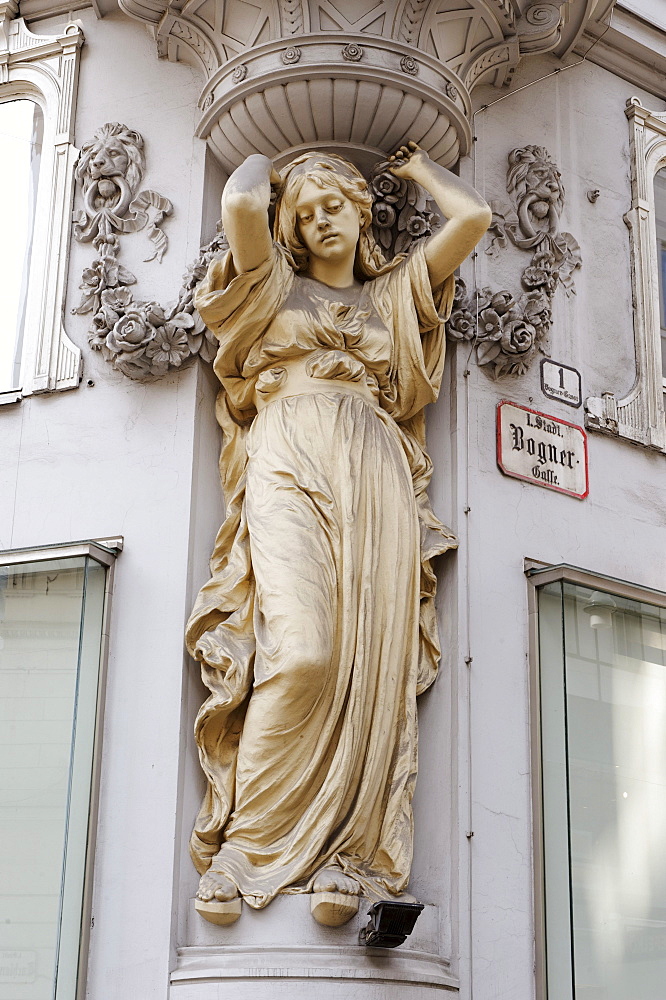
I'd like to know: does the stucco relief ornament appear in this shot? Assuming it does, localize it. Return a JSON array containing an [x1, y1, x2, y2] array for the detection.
[[73, 122, 222, 379], [449, 145, 581, 378], [341, 42, 363, 61], [400, 55, 419, 75], [73, 123, 172, 261], [281, 45, 301, 64]]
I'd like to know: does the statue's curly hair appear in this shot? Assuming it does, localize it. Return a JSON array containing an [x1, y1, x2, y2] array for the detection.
[[273, 152, 403, 280]]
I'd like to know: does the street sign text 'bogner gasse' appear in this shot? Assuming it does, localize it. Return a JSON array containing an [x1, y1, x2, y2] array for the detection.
[[497, 401, 589, 499]]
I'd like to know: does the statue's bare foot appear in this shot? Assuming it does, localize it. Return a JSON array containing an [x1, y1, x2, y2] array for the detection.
[[311, 868, 360, 926], [312, 867, 360, 896], [197, 868, 239, 902]]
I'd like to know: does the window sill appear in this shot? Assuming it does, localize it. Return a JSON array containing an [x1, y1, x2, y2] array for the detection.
[[0, 388, 22, 406]]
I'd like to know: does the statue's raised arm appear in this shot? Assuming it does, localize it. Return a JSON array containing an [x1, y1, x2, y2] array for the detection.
[[388, 141, 492, 289], [221, 153, 280, 274]]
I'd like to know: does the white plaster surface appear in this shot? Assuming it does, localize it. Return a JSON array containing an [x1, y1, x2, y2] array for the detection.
[[2, 17, 666, 1000]]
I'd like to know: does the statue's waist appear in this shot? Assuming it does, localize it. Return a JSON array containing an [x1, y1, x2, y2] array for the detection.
[[254, 352, 379, 412]]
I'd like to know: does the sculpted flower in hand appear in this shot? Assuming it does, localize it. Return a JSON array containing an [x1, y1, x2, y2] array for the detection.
[[406, 215, 431, 238], [371, 171, 407, 204], [373, 202, 396, 228]]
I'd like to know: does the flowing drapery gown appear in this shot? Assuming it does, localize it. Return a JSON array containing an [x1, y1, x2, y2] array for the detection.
[[186, 243, 457, 907]]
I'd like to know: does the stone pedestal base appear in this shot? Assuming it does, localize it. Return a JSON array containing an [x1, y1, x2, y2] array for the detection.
[[173, 895, 457, 996]]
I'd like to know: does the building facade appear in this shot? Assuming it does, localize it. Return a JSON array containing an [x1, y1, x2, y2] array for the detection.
[[1, 1, 665, 998]]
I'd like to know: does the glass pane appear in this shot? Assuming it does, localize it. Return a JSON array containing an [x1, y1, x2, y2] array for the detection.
[[0, 100, 43, 392], [540, 581, 666, 999], [538, 581, 574, 1000], [0, 556, 106, 1000], [655, 168, 666, 380]]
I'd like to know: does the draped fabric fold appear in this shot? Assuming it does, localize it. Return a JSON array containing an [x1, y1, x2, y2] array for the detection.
[[186, 242, 457, 903]]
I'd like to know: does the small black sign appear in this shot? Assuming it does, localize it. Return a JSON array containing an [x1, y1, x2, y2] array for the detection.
[[540, 359, 582, 408]]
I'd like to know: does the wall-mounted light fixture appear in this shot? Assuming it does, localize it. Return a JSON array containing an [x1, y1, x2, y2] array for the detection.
[[359, 900, 424, 948]]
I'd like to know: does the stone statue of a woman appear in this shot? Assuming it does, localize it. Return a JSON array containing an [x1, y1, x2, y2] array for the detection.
[[186, 142, 491, 925]]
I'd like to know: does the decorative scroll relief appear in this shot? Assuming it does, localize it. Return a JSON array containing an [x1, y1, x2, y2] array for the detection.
[[448, 145, 581, 378], [72, 122, 220, 381], [585, 100, 666, 453], [0, 3, 84, 395]]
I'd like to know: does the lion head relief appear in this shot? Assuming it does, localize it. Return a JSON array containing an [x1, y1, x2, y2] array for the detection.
[[507, 146, 564, 241], [75, 122, 145, 220]]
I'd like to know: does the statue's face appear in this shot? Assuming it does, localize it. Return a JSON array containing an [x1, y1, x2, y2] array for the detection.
[[294, 180, 360, 263]]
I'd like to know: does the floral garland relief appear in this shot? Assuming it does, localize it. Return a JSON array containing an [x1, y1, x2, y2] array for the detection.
[[447, 145, 582, 378], [73, 130, 579, 383], [72, 122, 219, 380]]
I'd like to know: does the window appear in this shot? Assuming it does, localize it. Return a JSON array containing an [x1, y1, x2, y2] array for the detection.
[[585, 99, 666, 453], [655, 168, 666, 388], [0, 540, 119, 1000], [529, 564, 666, 999], [0, 10, 84, 403], [0, 99, 43, 394]]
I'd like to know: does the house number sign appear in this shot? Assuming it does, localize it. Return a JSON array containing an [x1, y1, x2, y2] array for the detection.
[[497, 401, 589, 499]]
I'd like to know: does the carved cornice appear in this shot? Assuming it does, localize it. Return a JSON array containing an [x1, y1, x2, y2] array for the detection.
[[111, 0, 613, 172], [196, 34, 471, 173]]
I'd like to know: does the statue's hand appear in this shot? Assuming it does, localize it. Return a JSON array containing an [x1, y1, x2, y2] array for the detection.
[[387, 141, 430, 180]]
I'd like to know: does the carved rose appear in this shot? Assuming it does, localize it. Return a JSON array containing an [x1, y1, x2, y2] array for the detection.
[[341, 43, 363, 62], [501, 319, 536, 355], [490, 290, 516, 315], [448, 309, 475, 341], [521, 289, 551, 330], [373, 202, 396, 228], [282, 46, 301, 64], [371, 172, 407, 204], [477, 308, 502, 341], [400, 55, 418, 75], [107, 309, 155, 354]]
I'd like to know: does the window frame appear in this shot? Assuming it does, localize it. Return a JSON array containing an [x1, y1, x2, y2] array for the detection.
[[585, 98, 666, 453], [0, 536, 122, 999], [526, 558, 666, 999], [0, 4, 84, 403]]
